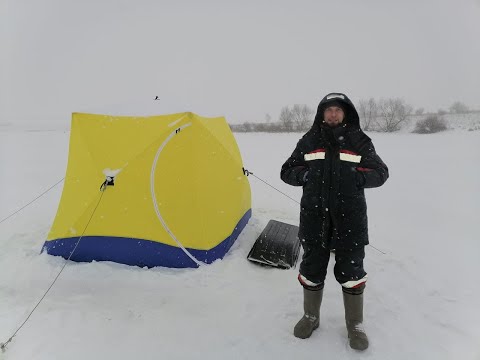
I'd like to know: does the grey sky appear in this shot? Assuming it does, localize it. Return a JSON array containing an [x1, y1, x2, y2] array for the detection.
[[2, 0, 479, 124]]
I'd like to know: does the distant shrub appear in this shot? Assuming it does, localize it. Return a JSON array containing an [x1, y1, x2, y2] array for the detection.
[[449, 101, 469, 114], [413, 115, 448, 134]]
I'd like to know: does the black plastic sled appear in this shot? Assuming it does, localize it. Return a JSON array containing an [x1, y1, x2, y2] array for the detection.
[[247, 220, 301, 269]]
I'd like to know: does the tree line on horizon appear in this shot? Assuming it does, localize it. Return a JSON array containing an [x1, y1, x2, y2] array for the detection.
[[230, 99, 477, 134]]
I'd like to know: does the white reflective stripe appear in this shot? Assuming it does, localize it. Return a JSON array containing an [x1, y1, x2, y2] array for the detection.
[[150, 119, 204, 267], [304, 152, 325, 161], [339, 152, 361, 163], [341, 275, 368, 289], [326, 94, 345, 100], [299, 274, 322, 287]]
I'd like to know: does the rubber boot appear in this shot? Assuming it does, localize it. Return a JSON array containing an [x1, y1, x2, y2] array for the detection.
[[293, 288, 323, 339], [343, 288, 369, 350]]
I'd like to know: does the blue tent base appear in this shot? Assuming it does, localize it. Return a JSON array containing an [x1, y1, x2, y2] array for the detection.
[[42, 209, 251, 268]]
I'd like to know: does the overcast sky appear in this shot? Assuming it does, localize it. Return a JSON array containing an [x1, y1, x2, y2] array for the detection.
[[1, 0, 480, 124]]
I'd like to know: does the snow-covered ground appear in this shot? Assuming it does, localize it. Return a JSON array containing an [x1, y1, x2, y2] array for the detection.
[[1, 127, 479, 360]]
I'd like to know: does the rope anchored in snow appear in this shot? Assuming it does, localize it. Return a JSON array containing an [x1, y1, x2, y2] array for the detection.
[[0, 178, 65, 225], [243, 168, 386, 255], [0, 182, 108, 352], [243, 168, 300, 205]]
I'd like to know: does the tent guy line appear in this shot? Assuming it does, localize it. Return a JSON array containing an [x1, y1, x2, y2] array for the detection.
[[244, 169, 300, 205], [1, 189, 107, 353], [0, 178, 65, 225]]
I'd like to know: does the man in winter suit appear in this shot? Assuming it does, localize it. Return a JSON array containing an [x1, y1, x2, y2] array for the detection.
[[280, 93, 389, 350]]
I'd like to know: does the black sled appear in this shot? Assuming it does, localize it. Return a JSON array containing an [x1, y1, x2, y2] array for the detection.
[[247, 219, 301, 269]]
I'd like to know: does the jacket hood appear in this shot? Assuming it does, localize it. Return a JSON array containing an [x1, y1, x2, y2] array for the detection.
[[313, 92, 360, 128]]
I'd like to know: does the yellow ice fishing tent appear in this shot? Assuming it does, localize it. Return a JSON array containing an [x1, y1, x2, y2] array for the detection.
[[43, 112, 251, 268]]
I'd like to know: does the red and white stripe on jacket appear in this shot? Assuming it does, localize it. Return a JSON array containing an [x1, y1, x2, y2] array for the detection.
[[304, 148, 326, 161], [339, 149, 362, 163]]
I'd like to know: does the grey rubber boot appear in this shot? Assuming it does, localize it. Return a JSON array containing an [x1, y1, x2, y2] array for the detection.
[[343, 289, 369, 350], [293, 288, 323, 339]]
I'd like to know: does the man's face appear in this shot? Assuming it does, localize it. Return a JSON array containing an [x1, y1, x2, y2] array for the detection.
[[324, 106, 345, 127]]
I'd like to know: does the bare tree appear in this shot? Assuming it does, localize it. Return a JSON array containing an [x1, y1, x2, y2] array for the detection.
[[291, 104, 314, 131], [265, 113, 272, 123], [301, 105, 315, 130], [376, 98, 413, 132], [279, 106, 294, 131], [449, 101, 469, 114], [358, 98, 377, 131]]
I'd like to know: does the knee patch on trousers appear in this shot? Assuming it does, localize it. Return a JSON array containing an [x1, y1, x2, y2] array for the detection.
[[298, 273, 324, 291]]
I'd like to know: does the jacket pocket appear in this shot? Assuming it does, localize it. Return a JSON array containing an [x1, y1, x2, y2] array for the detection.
[[339, 163, 360, 195]]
